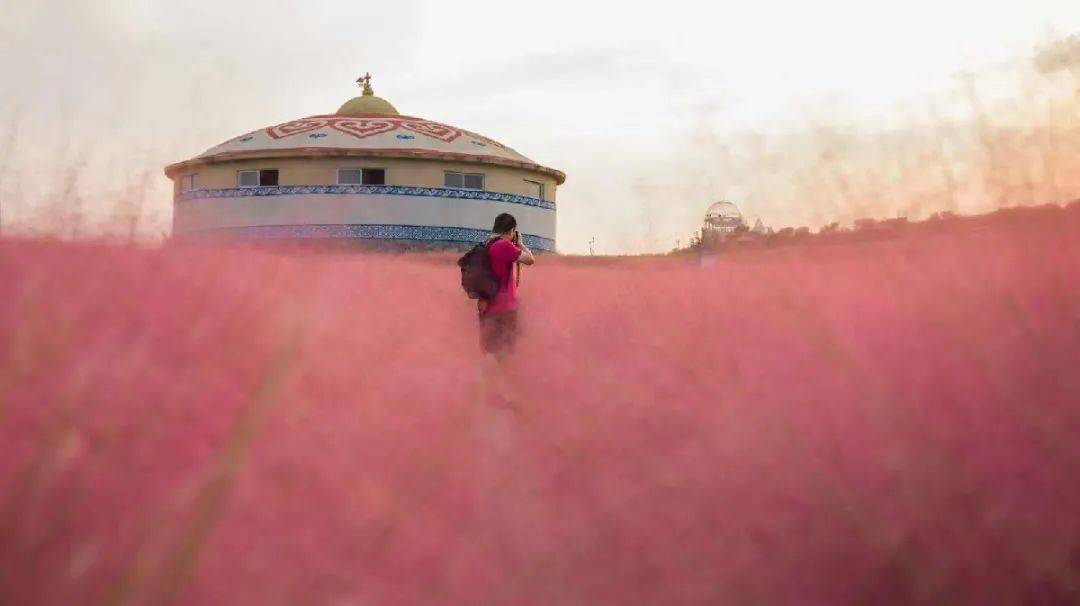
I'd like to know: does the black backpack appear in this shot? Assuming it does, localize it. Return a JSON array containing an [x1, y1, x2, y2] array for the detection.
[[457, 238, 500, 300]]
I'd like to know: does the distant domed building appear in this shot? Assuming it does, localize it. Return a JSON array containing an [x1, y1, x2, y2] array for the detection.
[[701, 200, 746, 247], [164, 74, 564, 251]]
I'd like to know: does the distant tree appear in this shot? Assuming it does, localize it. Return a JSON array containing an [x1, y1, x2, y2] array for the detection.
[[854, 218, 878, 231], [1034, 33, 1080, 74]]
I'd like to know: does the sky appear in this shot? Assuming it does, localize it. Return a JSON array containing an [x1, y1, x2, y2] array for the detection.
[[0, 0, 1078, 253]]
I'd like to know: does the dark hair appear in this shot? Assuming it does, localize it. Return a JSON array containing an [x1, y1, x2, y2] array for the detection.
[[492, 213, 517, 234]]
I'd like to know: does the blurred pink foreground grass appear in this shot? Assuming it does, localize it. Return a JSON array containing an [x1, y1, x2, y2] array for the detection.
[[2, 208, 1079, 605]]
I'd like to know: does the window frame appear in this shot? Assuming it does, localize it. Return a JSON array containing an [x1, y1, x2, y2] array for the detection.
[[237, 170, 259, 188], [337, 167, 387, 186], [180, 173, 198, 193], [444, 171, 485, 191], [524, 179, 545, 201], [237, 169, 279, 188], [259, 169, 279, 186]]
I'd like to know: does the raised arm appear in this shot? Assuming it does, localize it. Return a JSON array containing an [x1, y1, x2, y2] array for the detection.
[[515, 236, 536, 266]]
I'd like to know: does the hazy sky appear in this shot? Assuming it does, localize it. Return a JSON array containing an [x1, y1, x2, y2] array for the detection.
[[1, 0, 1078, 252]]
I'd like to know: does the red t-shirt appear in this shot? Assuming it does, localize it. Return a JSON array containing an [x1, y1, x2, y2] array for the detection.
[[486, 238, 521, 314]]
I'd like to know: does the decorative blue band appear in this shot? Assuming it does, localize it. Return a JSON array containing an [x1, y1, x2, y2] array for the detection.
[[178, 185, 556, 211], [180, 224, 556, 252]]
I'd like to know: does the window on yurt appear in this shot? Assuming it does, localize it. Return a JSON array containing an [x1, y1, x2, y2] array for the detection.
[[364, 169, 386, 185], [338, 168, 386, 186], [238, 169, 279, 187], [445, 171, 485, 190], [524, 179, 544, 200], [260, 169, 279, 186], [180, 174, 197, 192]]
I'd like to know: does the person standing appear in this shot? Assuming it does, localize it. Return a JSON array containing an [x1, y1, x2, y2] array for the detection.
[[470, 214, 535, 511], [478, 213, 535, 357]]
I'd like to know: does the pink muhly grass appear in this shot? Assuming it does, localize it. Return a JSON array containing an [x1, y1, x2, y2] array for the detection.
[[0, 208, 1078, 605]]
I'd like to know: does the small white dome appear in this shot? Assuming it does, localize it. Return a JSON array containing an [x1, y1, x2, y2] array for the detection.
[[706, 200, 741, 220], [705, 201, 744, 229]]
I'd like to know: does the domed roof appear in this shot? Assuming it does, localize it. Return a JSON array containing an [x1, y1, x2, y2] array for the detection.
[[706, 201, 742, 221], [336, 73, 399, 115], [164, 74, 565, 184], [705, 201, 745, 229], [337, 96, 400, 116]]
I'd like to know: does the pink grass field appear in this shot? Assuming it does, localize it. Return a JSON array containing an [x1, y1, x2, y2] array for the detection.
[[1, 209, 1079, 605]]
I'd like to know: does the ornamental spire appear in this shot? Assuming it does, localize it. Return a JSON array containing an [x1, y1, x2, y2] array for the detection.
[[357, 72, 375, 96]]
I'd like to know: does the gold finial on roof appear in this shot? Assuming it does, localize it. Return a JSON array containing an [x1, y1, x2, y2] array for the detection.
[[338, 72, 399, 115], [357, 72, 374, 96]]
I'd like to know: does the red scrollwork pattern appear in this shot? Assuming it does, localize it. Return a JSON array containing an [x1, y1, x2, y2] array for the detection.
[[266, 118, 331, 140], [262, 117, 510, 150], [329, 119, 399, 139], [399, 120, 461, 143]]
